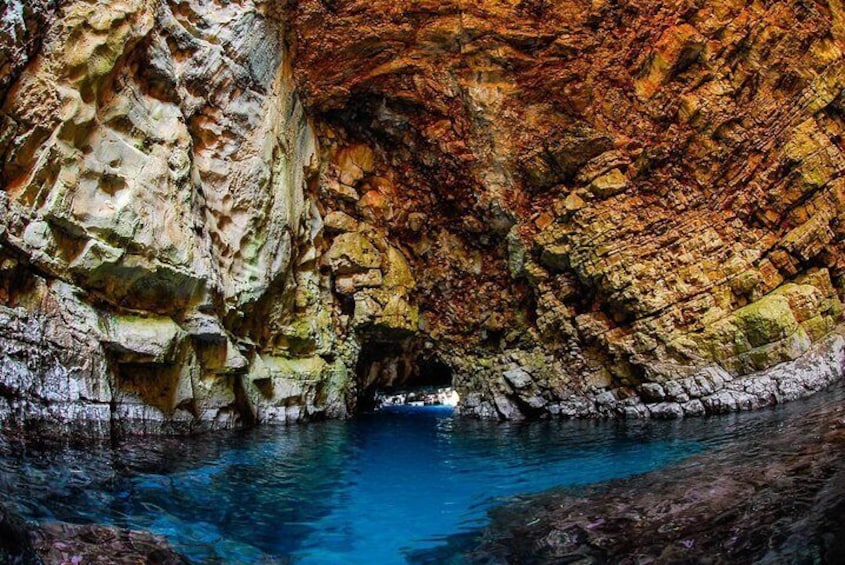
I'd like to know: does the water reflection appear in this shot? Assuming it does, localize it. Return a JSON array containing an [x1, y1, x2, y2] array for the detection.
[[1, 386, 842, 564]]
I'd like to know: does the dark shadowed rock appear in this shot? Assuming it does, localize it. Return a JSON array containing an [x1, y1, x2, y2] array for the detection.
[[0, 503, 189, 565], [421, 387, 845, 564]]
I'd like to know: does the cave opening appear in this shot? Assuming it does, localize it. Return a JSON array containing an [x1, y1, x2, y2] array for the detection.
[[354, 341, 456, 414]]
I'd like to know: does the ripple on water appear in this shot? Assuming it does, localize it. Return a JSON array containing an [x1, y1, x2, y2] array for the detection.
[[2, 387, 843, 564]]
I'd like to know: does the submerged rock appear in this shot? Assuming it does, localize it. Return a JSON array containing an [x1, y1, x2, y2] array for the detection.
[[0, 503, 41, 564], [0, 503, 189, 565], [421, 389, 845, 564], [32, 523, 189, 565]]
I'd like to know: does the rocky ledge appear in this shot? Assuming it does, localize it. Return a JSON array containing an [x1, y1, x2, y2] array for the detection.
[[421, 385, 845, 564], [1, 504, 188, 565], [465, 330, 845, 421]]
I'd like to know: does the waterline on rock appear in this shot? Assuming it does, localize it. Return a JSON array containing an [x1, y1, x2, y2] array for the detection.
[[2, 385, 842, 564], [375, 385, 460, 409]]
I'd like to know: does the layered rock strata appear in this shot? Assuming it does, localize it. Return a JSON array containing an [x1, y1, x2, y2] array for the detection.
[[287, 0, 845, 420], [1, 0, 845, 433]]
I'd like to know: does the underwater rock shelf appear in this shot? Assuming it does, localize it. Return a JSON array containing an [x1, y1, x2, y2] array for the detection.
[[1, 383, 844, 563], [0, 510, 188, 565], [433, 384, 845, 564]]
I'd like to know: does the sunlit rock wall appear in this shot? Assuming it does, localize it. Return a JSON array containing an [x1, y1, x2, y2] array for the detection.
[[0, 0, 350, 435], [288, 0, 845, 420], [3, 0, 845, 434]]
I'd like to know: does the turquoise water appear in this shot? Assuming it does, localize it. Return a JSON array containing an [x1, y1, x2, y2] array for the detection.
[[0, 400, 821, 564]]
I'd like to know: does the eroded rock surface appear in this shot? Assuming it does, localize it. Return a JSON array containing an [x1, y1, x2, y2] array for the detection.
[[2, 0, 845, 433], [423, 386, 845, 564], [1, 503, 189, 565], [287, 0, 845, 419], [0, 0, 345, 434]]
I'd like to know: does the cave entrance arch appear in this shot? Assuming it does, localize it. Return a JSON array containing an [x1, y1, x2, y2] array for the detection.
[[354, 340, 454, 413]]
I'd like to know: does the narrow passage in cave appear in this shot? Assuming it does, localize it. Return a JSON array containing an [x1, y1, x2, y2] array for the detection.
[[355, 342, 457, 413]]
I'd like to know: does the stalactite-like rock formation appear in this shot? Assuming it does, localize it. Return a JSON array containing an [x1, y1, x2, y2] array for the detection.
[[2, 0, 845, 435]]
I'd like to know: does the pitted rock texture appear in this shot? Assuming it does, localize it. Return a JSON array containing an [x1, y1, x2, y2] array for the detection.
[[0, 503, 189, 565], [2, 0, 845, 433], [286, 0, 845, 419], [0, 0, 350, 435]]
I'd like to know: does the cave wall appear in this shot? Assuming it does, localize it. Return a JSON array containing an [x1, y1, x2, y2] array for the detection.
[[2, 0, 845, 434], [288, 0, 845, 420], [0, 0, 353, 435]]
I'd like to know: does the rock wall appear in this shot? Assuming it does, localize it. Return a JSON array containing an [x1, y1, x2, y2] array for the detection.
[[287, 0, 845, 419], [0, 0, 350, 435], [2, 0, 845, 434]]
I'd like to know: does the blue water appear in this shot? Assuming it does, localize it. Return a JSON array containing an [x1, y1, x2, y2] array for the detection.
[[1, 395, 834, 564]]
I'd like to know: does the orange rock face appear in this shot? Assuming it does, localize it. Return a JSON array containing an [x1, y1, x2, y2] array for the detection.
[[289, 0, 845, 417], [1, 0, 845, 430]]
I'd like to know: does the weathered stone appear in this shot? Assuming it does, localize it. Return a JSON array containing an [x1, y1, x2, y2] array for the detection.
[[0, 0, 335, 435], [702, 391, 741, 414], [588, 168, 628, 198], [358, 189, 393, 222], [22, 513, 190, 564], [375, 293, 420, 335], [326, 180, 360, 202], [100, 316, 184, 364], [4, 0, 845, 433], [493, 393, 525, 421], [563, 192, 587, 212], [407, 213, 427, 232], [635, 23, 705, 99], [649, 402, 684, 419], [324, 232, 382, 274], [69, 239, 125, 274], [336, 144, 375, 186], [335, 269, 383, 294], [324, 211, 360, 233], [594, 390, 617, 407], [243, 355, 333, 424], [503, 368, 532, 390], [663, 381, 690, 403], [383, 247, 415, 289], [734, 294, 799, 348], [181, 314, 227, 344], [640, 382, 666, 402], [681, 399, 705, 416]]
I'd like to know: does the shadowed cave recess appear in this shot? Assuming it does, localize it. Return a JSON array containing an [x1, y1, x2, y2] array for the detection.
[[1, 0, 845, 438], [355, 340, 455, 412]]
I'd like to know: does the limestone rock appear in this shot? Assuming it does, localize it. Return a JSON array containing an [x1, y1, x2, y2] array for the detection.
[[0, 0, 335, 435], [324, 232, 382, 274], [287, 0, 845, 421], [588, 169, 628, 198], [336, 269, 383, 295], [4, 0, 845, 432], [324, 210, 360, 233], [100, 315, 184, 364]]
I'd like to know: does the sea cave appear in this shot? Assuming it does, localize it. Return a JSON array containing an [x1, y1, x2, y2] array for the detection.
[[2, 0, 845, 563]]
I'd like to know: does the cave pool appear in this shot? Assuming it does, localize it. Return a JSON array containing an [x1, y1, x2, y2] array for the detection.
[[1, 389, 838, 564]]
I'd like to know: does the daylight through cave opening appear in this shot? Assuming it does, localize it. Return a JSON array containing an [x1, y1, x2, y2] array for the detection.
[[354, 341, 455, 413]]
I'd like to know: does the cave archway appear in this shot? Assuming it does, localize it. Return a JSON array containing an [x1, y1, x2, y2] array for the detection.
[[354, 341, 454, 413]]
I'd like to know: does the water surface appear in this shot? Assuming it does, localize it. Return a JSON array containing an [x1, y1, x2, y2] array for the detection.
[[2, 389, 840, 564]]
